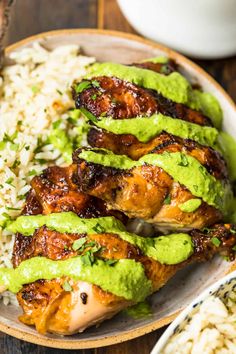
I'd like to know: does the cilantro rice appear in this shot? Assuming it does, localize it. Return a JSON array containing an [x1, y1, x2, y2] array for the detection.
[[0, 43, 93, 305]]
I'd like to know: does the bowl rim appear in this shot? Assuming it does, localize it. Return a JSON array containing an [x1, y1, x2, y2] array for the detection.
[[151, 269, 236, 354], [1, 28, 236, 349]]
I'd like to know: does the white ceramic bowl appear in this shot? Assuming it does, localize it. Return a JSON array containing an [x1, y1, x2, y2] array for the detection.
[[151, 270, 236, 353], [1, 29, 236, 349], [117, 0, 236, 58]]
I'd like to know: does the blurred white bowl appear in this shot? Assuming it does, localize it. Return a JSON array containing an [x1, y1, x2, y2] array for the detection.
[[151, 270, 236, 353], [117, 0, 236, 58]]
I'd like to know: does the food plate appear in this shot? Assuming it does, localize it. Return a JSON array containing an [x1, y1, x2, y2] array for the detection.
[[0, 29, 236, 349]]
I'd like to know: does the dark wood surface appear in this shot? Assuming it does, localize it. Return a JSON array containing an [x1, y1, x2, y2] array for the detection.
[[1, 1, 236, 353]]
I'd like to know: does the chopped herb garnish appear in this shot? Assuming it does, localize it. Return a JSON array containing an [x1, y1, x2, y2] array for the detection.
[[35, 158, 47, 165], [72, 237, 87, 251], [56, 89, 63, 95], [18, 194, 26, 200], [80, 107, 98, 122], [5, 177, 14, 186], [11, 160, 20, 169], [28, 169, 38, 176], [34, 137, 45, 154], [91, 94, 97, 100], [75, 80, 91, 93], [93, 224, 105, 233], [91, 80, 100, 88], [3, 132, 17, 144], [63, 281, 72, 292], [106, 259, 118, 266], [81, 252, 93, 266], [85, 241, 97, 248], [163, 194, 171, 205], [67, 117, 76, 125], [90, 244, 102, 253], [6, 206, 21, 211], [69, 109, 81, 121], [2, 212, 12, 220], [31, 85, 40, 94], [10, 143, 19, 151], [0, 141, 6, 151], [52, 120, 62, 129], [0, 212, 13, 228], [211, 237, 221, 247], [178, 154, 189, 167]]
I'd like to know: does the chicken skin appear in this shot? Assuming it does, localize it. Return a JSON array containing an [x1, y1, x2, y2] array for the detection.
[[73, 76, 212, 127]]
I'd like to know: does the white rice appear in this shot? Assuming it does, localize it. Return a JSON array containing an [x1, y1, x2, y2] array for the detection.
[[0, 42, 94, 305], [162, 294, 236, 354]]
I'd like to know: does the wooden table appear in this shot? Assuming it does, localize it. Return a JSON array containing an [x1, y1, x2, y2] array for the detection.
[[1, 1, 236, 353]]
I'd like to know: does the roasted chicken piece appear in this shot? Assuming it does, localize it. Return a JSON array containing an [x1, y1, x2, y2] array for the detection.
[[23, 164, 126, 220], [13, 220, 236, 335], [13, 165, 126, 268], [73, 76, 212, 126], [73, 146, 227, 230], [71, 63, 226, 229]]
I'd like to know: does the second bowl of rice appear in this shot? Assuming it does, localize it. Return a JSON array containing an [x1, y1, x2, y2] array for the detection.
[[151, 269, 236, 354]]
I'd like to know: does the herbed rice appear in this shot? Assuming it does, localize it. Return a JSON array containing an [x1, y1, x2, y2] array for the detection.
[[0, 42, 94, 305], [162, 294, 236, 354]]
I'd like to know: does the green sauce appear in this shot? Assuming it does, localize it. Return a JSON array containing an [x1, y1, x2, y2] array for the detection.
[[49, 128, 73, 163], [124, 301, 152, 319], [7, 212, 194, 265], [0, 256, 151, 301], [189, 90, 223, 130], [87, 62, 190, 104], [7, 212, 126, 237], [179, 199, 202, 212], [86, 62, 222, 126], [141, 56, 169, 64], [78, 149, 230, 212], [92, 113, 219, 147]]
